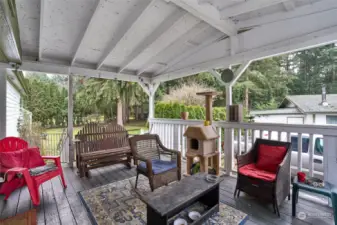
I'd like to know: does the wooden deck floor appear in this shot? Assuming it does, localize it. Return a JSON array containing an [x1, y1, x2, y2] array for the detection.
[[0, 164, 334, 225]]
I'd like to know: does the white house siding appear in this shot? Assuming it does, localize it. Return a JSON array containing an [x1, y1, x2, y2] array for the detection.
[[254, 113, 337, 125], [304, 114, 314, 124], [254, 114, 304, 124], [6, 81, 21, 137], [306, 114, 337, 125], [315, 114, 327, 125]]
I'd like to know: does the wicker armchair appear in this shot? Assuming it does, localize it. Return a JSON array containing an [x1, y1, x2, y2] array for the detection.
[[129, 134, 181, 191], [234, 138, 291, 216]]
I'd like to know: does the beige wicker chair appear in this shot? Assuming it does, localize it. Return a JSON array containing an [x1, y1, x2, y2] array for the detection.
[[129, 134, 181, 191]]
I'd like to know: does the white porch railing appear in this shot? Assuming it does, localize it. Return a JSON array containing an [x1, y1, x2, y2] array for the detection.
[[149, 118, 337, 181]]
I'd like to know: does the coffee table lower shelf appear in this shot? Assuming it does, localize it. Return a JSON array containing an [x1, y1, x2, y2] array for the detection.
[[147, 203, 219, 225], [188, 204, 219, 225], [147, 185, 220, 225]]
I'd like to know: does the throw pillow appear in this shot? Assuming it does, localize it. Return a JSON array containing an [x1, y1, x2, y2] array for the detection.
[[256, 144, 287, 173]]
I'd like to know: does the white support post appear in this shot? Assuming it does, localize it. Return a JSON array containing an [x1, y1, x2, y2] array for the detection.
[[68, 74, 74, 167], [230, 35, 238, 56], [138, 81, 160, 133], [148, 83, 160, 119], [0, 69, 7, 139], [224, 84, 233, 175], [223, 61, 251, 175], [149, 94, 155, 120], [324, 135, 337, 186]]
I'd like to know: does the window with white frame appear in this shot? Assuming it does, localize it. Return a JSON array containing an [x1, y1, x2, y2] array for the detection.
[[326, 115, 337, 124]]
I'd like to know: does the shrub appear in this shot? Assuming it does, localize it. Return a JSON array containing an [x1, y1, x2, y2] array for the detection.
[[161, 82, 215, 106], [155, 102, 226, 121]]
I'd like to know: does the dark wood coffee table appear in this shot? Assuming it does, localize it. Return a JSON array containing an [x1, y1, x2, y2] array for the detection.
[[141, 173, 224, 225]]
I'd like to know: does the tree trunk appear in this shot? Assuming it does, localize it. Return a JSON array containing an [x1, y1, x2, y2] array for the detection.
[[125, 106, 130, 123], [245, 87, 249, 109], [116, 98, 123, 126], [135, 106, 139, 120], [122, 100, 129, 124], [140, 105, 144, 120]]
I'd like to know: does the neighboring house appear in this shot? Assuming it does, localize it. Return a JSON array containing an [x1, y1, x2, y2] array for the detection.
[[0, 70, 29, 138], [251, 92, 337, 125]]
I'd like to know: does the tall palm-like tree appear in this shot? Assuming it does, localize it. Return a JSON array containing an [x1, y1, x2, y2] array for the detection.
[[76, 78, 147, 125]]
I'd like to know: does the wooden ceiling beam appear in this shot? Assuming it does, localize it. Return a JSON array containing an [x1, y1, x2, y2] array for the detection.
[[237, 0, 337, 28], [38, 0, 45, 61], [136, 22, 209, 76], [70, 0, 102, 66], [167, 0, 237, 36], [220, 0, 290, 19], [118, 9, 186, 73], [96, 0, 156, 70]]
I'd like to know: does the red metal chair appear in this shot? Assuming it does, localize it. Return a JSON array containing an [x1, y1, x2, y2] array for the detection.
[[0, 137, 67, 205]]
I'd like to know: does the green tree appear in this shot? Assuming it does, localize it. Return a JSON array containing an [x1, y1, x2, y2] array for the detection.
[[76, 79, 147, 125]]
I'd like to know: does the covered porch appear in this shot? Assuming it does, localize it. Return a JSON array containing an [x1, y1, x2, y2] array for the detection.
[[1, 0, 337, 224]]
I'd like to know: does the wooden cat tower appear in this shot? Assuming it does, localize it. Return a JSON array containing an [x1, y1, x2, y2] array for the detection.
[[183, 92, 220, 176]]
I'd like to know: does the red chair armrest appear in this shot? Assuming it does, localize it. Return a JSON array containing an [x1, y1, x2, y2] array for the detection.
[[0, 167, 29, 182], [0, 167, 28, 173], [5, 167, 28, 173], [42, 156, 60, 160], [28, 146, 40, 151], [42, 156, 61, 167]]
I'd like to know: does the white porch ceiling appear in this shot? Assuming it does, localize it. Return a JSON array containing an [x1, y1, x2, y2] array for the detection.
[[5, 0, 337, 83]]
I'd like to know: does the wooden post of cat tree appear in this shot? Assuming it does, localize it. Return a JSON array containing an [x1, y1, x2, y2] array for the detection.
[[196, 91, 218, 171], [196, 92, 217, 125]]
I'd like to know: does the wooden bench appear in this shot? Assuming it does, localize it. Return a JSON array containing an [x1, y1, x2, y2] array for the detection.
[[75, 123, 132, 177]]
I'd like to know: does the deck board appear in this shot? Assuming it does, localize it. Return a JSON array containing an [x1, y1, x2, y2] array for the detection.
[[0, 187, 21, 219], [0, 164, 334, 225], [16, 187, 31, 215], [42, 180, 61, 225], [36, 187, 45, 224]]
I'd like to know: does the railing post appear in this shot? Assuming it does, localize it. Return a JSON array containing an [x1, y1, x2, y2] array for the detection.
[[67, 73, 74, 167], [297, 133, 303, 172], [173, 124, 180, 152], [176, 124, 182, 153], [182, 124, 187, 157], [244, 129, 248, 153], [217, 127, 222, 167], [308, 133, 314, 177]]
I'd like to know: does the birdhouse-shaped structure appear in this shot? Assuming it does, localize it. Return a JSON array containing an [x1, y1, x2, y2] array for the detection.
[[184, 125, 219, 156]]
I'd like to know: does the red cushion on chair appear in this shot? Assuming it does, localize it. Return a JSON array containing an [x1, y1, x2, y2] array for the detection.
[[239, 163, 276, 182], [256, 144, 287, 173], [27, 148, 46, 168]]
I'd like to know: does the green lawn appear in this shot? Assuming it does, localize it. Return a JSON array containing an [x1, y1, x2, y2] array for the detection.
[[45, 120, 148, 136]]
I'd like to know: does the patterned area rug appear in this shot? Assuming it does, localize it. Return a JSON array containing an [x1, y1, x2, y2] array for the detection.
[[0, 209, 36, 225], [79, 176, 248, 225]]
